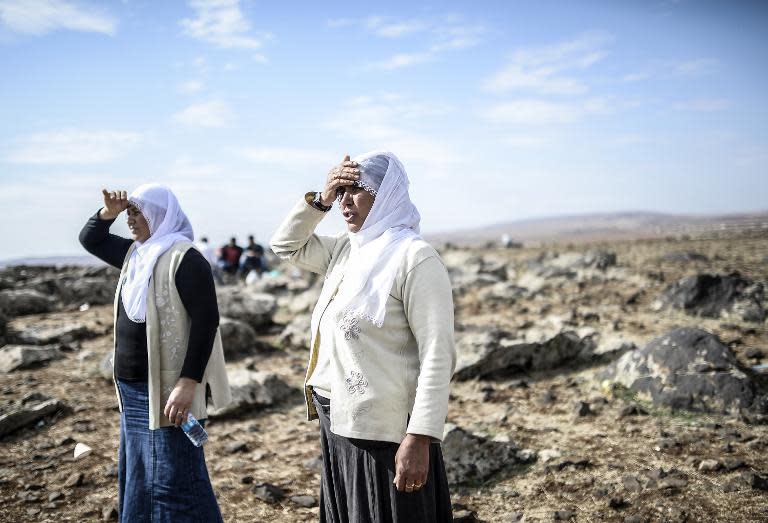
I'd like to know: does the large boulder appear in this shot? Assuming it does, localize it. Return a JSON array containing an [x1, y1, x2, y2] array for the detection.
[[216, 287, 276, 330], [219, 317, 259, 360], [0, 398, 68, 437], [442, 252, 510, 294], [0, 344, 65, 372], [10, 323, 98, 345], [286, 287, 321, 315], [453, 328, 603, 381], [278, 314, 311, 350], [0, 289, 56, 317], [601, 327, 768, 415], [209, 369, 296, 417], [654, 273, 765, 322], [660, 251, 709, 263], [0, 310, 6, 345], [442, 424, 534, 484]]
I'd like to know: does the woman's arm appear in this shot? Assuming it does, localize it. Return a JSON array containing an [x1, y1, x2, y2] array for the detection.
[[402, 255, 457, 440], [163, 248, 220, 426], [394, 254, 457, 491], [176, 248, 219, 381], [78, 189, 132, 269], [270, 156, 360, 275], [269, 194, 342, 275], [78, 212, 133, 269]]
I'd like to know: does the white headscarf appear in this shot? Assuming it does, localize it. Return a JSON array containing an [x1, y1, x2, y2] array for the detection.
[[121, 184, 194, 323], [335, 151, 421, 338]]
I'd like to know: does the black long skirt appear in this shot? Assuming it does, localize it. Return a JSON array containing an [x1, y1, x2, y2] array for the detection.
[[313, 393, 453, 523]]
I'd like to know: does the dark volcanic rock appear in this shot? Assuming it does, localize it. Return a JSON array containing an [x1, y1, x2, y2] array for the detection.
[[442, 424, 532, 484], [655, 273, 765, 322], [601, 327, 767, 415], [0, 344, 65, 372], [252, 482, 285, 503], [0, 398, 67, 437], [453, 329, 599, 381], [0, 289, 56, 317]]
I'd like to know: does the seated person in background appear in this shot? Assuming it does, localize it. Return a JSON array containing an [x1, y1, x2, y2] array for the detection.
[[241, 235, 267, 278], [218, 237, 243, 275]]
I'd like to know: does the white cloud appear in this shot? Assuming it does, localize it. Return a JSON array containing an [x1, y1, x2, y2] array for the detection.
[[173, 100, 232, 128], [673, 58, 718, 76], [180, 0, 265, 49], [179, 80, 204, 94], [482, 98, 608, 126], [359, 16, 484, 71], [167, 156, 224, 179], [504, 134, 548, 148], [365, 16, 427, 38], [483, 32, 610, 94], [370, 51, 432, 70], [327, 95, 460, 175], [238, 146, 337, 171], [0, 0, 116, 35], [6, 129, 140, 164], [673, 98, 730, 112]]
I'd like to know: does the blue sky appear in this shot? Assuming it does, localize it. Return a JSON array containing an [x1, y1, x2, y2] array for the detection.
[[0, 0, 766, 259]]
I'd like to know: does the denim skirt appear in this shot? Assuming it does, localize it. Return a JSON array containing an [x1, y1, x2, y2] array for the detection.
[[117, 380, 223, 523], [313, 392, 453, 523]]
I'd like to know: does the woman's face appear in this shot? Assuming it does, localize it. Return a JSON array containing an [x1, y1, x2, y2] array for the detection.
[[126, 204, 151, 243], [338, 186, 375, 233]]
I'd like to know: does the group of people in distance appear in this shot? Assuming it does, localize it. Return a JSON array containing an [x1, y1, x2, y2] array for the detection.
[[80, 150, 456, 522], [195, 234, 268, 283]]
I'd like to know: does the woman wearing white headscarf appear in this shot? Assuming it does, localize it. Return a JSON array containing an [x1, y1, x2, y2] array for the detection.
[[271, 152, 456, 522], [79, 184, 231, 522]]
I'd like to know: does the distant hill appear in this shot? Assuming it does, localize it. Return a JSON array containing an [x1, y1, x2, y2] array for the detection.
[[0, 255, 104, 269], [427, 210, 768, 247]]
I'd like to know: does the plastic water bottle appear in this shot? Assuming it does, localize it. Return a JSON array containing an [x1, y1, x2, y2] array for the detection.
[[180, 413, 208, 447]]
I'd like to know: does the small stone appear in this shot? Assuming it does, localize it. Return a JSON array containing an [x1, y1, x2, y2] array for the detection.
[[452, 508, 478, 522], [63, 472, 84, 488], [48, 491, 63, 502], [554, 509, 576, 520], [618, 404, 648, 417], [102, 505, 118, 521], [622, 474, 642, 492], [290, 495, 317, 508], [104, 465, 118, 478], [698, 459, 721, 472], [227, 441, 248, 454], [303, 456, 323, 470], [26, 508, 41, 517], [609, 496, 629, 509], [740, 471, 768, 490], [252, 482, 285, 504], [722, 458, 745, 471], [74, 442, 92, 459], [573, 401, 592, 417], [505, 512, 524, 522], [539, 448, 562, 463], [624, 515, 646, 523]]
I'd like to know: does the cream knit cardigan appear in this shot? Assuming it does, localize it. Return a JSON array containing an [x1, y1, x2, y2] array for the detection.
[[112, 242, 231, 429], [271, 197, 456, 443]]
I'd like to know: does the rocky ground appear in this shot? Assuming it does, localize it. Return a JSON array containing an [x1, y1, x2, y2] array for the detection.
[[1, 230, 767, 522]]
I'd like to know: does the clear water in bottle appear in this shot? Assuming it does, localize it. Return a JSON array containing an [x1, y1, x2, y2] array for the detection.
[[180, 413, 208, 447]]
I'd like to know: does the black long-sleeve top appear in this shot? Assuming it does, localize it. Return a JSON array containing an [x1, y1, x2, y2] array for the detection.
[[79, 211, 219, 382]]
